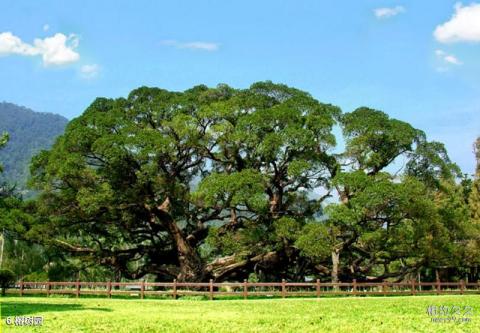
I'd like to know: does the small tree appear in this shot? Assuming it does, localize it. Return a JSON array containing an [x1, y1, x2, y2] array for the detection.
[[0, 132, 8, 174], [470, 138, 480, 224], [0, 269, 15, 296]]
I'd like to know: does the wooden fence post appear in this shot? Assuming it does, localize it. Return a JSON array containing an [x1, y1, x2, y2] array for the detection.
[[76, 280, 80, 298], [173, 279, 177, 300], [352, 279, 357, 296], [46, 281, 51, 297], [281, 279, 286, 298], [316, 279, 320, 298], [411, 279, 416, 296], [243, 279, 248, 300], [209, 279, 213, 300], [108, 281, 112, 298], [19, 280, 24, 297], [460, 279, 465, 295], [436, 278, 441, 295], [140, 280, 145, 299], [382, 281, 387, 296]]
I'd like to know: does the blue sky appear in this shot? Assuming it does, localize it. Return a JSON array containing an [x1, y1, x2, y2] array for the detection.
[[0, 0, 479, 174]]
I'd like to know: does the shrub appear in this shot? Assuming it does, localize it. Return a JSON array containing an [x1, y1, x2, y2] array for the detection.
[[23, 271, 48, 282], [0, 269, 16, 296]]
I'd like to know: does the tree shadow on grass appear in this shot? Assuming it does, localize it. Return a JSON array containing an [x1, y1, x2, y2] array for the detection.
[[0, 301, 112, 317]]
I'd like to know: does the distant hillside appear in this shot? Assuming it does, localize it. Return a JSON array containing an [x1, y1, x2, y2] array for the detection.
[[0, 102, 68, 189]]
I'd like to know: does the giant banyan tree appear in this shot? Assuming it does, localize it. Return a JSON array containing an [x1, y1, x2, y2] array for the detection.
[[27, 82, 477, 282]]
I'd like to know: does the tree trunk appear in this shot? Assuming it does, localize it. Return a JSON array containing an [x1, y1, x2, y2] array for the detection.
[[205, 251, 280, 281], [0, 230, 4, 270], [269, 191, 283, 219], [230, 208, 238, 225], [331, 249, 340, 284], [153, 199, 204, 282], [167, 220, 204, 282]]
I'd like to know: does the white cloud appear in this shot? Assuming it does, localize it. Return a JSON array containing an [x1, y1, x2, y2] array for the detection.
[[0, 31, 80, 66], [435, 49, 462, 66], [0, 32, 38, 56], [434, 2, 480, 43], [43, 24, 50, 32], [80, 64, 100, 79], [444, 54, 462, 65], [374, 6, 405, 19], [161, 40, 219, 51], [34, 34, 80, 66]]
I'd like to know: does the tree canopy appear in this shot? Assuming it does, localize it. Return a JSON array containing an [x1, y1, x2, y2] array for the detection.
[[6, 82, 477, 283]]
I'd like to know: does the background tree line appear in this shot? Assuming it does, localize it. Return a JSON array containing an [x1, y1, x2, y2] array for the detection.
[[1, 82, 480, 283], [0, 104, 71, 282]]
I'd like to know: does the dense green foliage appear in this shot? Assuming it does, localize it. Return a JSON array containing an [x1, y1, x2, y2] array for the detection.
[[0, 268, 15, 295], [0, 112, 85, 282], [0, 131, 49, 279], [2, 296, 479, 332], [0, 102, 68, 189], [1, 83, 479, 284]]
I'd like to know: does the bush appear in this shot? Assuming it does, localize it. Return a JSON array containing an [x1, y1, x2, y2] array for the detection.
[[23, 271, 48, 282], [0, 269, 16, 296]]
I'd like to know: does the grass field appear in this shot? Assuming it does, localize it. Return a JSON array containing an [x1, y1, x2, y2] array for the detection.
[[1, 295, 479, 332]]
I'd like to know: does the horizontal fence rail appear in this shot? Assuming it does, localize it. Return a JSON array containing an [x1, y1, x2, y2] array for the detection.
[[7, 279, 478, 300]]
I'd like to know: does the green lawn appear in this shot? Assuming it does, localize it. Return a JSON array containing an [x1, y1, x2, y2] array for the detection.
[[1, 295, 479, 332]]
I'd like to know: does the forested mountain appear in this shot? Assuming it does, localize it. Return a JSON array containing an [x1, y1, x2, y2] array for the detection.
[[0, 102, 68, 189]]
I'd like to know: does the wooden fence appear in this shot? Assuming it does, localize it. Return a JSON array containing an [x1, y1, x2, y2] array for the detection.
[[7, 279, 479, 300], [7, 280, 480, 300]]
